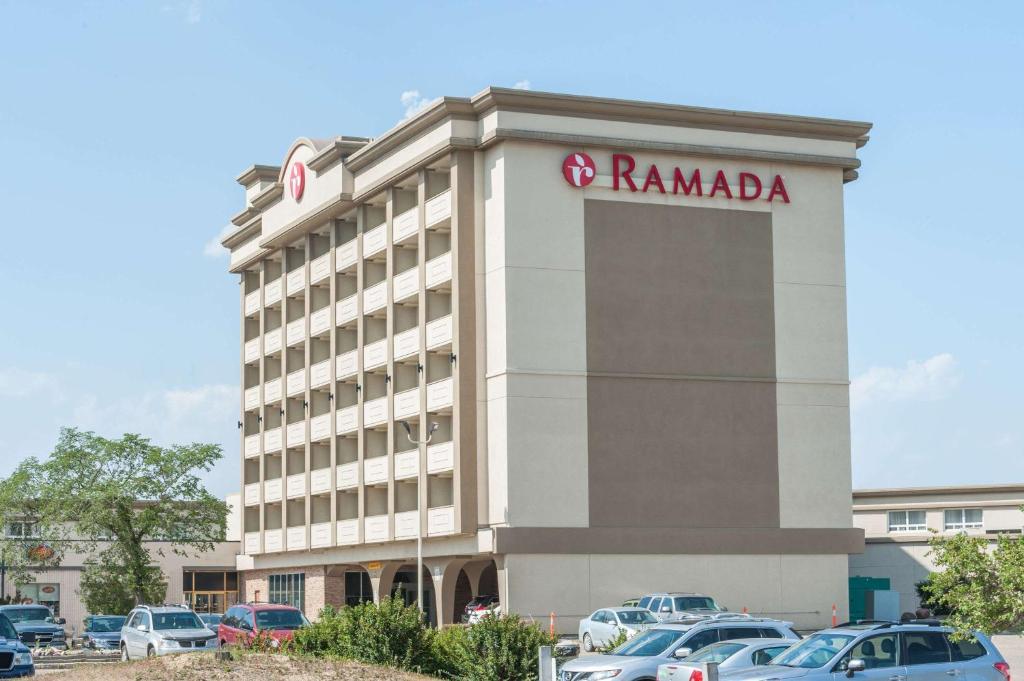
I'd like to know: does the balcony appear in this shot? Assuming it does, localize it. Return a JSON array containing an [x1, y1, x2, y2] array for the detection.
[[393, 266, 419, 304], [244, 434, 260, 459], [310, 467, 331, 495], [363, 281, 387, 315], [310, 253, 331, 285], [394, 387, 420, 420], [244, 386, 260, 411], [363, 397, 388, 428], [336, 461, 359, 489], [426, 377, 454, 411], [425, 189, 452, 227], [364, 456, 388, 485], [286, 368, 305, 397], [427, 505, 455, 536], [363, 338, 387, 370], [395, 510, 418, 540], [336, 294, 358, 326], [394, 449, 419, 480], [310, 413, 331, 442], [286, 473, 305, 499], [286, 318, 305, 347], [425, 315, 452, 349], [426, 441, 454, 474], [263, 427, 282, 452], [337, 518, 359, 545], [244, 531, 260, 555], [336, 350, 358, 380], [264, 277, 282, 307], [425, 252, 452, 290], [394, 327, 419, 361], [337, 405, 358, 434], [264, 478, 282, 503], [286, 526, 306, 551], [310, 521, 331, 548], [264, 377, 282, 404], [244, 290, 260, 317], [244, 482, 260, 506], [310, 306, 331, 337], [286, 268, 305, 296], [286, 421, 305, 449], [244, 338, 260, 364], [363, 222, 387, 258], [393, 206, 419, 244], [336, 237, 358, 272], [263, 328, 282, 356], [364, 514, 389, 543], [310, 359, 331, 389], [264, 529, 283, 552]]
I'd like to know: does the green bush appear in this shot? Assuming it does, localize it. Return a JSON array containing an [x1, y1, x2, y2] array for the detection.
[[433, 613, 557, 681], [291, 604, 348, 657], [600, 627, 629, 653]]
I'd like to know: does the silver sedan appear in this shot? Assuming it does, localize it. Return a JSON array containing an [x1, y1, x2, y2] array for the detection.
[[657, 638, 793, 680], [579, 607, 658, 652]]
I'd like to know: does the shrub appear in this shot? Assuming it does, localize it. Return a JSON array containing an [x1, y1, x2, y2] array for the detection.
[[434, 613, 557, 681], [600, 627, 629, 653], [291, 605, 348, 657], [242, 628, 283, 652]]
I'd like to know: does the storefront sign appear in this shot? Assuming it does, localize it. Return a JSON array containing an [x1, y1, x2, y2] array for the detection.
[[561, 152, 791, 203], [289, 162, 306, 201]]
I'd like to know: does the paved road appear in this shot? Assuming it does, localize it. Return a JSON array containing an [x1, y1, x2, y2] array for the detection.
[[992, 635, 1024, 672]]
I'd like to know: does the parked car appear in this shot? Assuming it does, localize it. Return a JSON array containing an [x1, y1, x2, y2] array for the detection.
[[218, 603, 309, 647], [579, 607, 658, 651], [79, 615, 126, 652], [467, 603, 501, 624], [120, 604, 216, 659], [198, 613, 222, 633], [656, 637, 793, 680], [722, 621, 1008, 681], [639, 593, 726, 622], [559, 616, 799, 681], [622, 598, 641, 608], [0, 605, 67, 649], [464, 595, 499, 622], [0, 611, 34, 678]]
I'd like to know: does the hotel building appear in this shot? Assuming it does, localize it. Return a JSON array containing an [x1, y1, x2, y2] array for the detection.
[[221, 87, 871, 629]]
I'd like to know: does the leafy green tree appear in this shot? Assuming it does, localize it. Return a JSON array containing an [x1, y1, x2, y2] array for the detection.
[[0, 427, 227, 607], [927, 528, 1024, 636]]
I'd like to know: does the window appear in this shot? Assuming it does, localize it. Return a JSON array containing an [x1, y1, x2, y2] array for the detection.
[[947, 635, 986, 661], [268, 573, 305, 610], [682, 629, 720, 653], [838, 634, 899, 670], [648, 598, 662, 613], [754, 646, 790, 665], [888, 510, 927, 532], [674, 596, 720, 611], [722, 627, 758, 641], [944, 509, 983, 531], [638, 596, 652, 610], [904, 631, 951, 665], [5, 521, 39, 539], [757, 627, 787, 639]]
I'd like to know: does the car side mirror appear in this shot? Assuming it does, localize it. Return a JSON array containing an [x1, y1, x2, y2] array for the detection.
[[661, 607, 672, 613], [846, 659, 866, 677], [674, 647, 693, 659], [56, 618, 66, 625], [137, 624, 149, 632]]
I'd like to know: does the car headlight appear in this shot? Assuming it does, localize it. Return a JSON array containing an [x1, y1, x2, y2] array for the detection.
[[588, 671, 622, 680], [159, 638, 179, 649], [14, 652, 32, 666]]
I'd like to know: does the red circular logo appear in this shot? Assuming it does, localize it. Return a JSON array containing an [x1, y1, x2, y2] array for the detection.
[[562, 152, 596, 187], [289, 162, 305, 200]]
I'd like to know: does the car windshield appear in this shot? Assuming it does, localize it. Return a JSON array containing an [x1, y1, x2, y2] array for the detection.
[[199, 614, 222, 625], [611, 629, 686, 657], [0, 615, 17, 640], [256, 609, 308, 630], [87, 616, 126, 632], [689, 642, 747, 663], [674, 597, 720, 611], [617, 610, 658, 625], [4, 607, 51, 623], [771, 633, 854, 669], [152, 612, 205, 630]]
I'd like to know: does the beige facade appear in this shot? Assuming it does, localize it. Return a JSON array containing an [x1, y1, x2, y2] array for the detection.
[[850, 484, 1024, 615], [222, 87, 870, 630]]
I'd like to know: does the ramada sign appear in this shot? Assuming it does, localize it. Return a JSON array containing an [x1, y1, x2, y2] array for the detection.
[[562, 152, 790, 203]]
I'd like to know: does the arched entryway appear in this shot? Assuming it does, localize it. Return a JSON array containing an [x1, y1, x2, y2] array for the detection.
[[390, 564, 438, 627]]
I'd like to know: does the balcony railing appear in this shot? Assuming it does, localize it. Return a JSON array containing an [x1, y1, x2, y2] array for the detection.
[[310, 521, 331, 548], [336, 461, 359, 489], [394, 326, 419, 361], [393, 266, 419, 303], [426, 189, 452, 227], [263, 427, 282, 452], [394, 387, 420, 420], [244, 482, 260, 506], [244, 386, 260, 411], [426, 441, 454, 474], [264, 478, 282, 503], [425, 315, 452, 349], [310, 359, 331, 389], [286, 318, 305, 347], [310, 413, 331, 442], [395, 510, 418, 540], [363, 281, 387, 315], [363, 223, 387, 258], [336, 237, 358, 272], [363, 456, 388, 485], [286, 526, 306, 551], [286, 368, 305, 397], [264, 277, 282, 307], [336, 350, 358, 380], [337, 405, 358, 434], [337, 518, 359, 545], [264, 377, 282, 404], [263, 328, 282, 356], [244, 290, 260, 316], [310, 253, 331, 285], [393, 206, 419, 244], [310, 306, 331, 337], [363, 397, 388, 427], [286, 422, 304, 449], [244, 531, 260, 555], [364, 514, 389, 542], [426, 376, 454, 411], [427, 505, 455, 536], [286, 473, 305, 499], [394, 449, 419, 480], [310, 467, 331, 495], [364, 338, 387, 370], [286, 268, 305, 296], [244, 434, 260, 459], [425, 252, 452, 289], [336, 294, 358, 326], [264, 529, 283, 552], [244, 338, 260, 364]]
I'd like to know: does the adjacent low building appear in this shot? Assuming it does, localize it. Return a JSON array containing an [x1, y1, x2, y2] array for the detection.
[[222, 87, 871, 630]]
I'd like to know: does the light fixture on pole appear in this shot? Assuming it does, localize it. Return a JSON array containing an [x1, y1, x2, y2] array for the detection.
[[400, 419, 439, 618]]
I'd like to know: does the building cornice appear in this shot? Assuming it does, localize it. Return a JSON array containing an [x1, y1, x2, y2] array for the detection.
[[258, 193, 354, 250], [307, 136, 371, 173], [250, 182, 283, 211], [221, 216, 261, 249], [235, 164, 279, 187], [229, 205, 260, 227], [853, 483, 1024, 499]]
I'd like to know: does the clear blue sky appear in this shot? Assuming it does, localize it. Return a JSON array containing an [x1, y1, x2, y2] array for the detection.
[[1, 1, 1021, 498]]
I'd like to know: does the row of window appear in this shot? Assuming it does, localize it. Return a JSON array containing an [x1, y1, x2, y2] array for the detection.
[[887, 508, 983, 533], [837, 630, 984, 669]]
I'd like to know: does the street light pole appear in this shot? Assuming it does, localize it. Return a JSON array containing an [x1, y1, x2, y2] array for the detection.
[[401, 420, 438, 619]]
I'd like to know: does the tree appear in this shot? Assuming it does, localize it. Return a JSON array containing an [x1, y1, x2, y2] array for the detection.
[[927, 528, 1024, 636], [0, 427, 227, 607]]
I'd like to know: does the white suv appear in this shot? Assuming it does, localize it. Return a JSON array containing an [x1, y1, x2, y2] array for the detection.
[[120, 605, 217, 659]]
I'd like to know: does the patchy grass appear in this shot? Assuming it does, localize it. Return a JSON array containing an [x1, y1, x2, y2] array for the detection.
[[42, 651, 436, 680]]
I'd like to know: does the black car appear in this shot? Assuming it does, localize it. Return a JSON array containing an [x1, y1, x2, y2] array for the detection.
[[0, 605, 67, 649], [80, 615, 126, 652]]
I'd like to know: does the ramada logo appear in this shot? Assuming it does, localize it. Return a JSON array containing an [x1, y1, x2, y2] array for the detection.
[[289, 162, 306, 201], [562, 152, 596, 187]]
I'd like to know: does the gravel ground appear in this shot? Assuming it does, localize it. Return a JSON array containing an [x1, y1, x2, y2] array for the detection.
[[38, 652, 435, 680]]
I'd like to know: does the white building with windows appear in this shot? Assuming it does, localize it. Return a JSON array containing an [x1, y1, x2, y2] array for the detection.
[[850, 484, 1024, 615]]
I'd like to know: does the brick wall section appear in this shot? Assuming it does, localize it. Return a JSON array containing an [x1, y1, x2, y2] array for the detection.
[[239, 565, 345, 620]]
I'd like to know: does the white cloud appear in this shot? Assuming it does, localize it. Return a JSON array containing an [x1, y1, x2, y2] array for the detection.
[[0, 368, 62, 403], [203, 224, 234, 258], [400, 90, 436, 121], [850, 353, 959, 409], [512, 80, 531, 90]]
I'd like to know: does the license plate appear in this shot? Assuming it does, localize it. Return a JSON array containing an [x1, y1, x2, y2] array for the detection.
[[196, 640, 205, 647]]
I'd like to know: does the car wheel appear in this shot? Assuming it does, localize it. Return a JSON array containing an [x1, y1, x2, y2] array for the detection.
[[582, 633, 594, 652], [121, 643, 129, 661], [147, 645, 156, 658]]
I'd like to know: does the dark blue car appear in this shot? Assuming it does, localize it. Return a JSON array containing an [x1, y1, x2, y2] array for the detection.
[[0, 612, 33, 678], [0, 606, 66, 650], [80, 615, 126, 652]]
